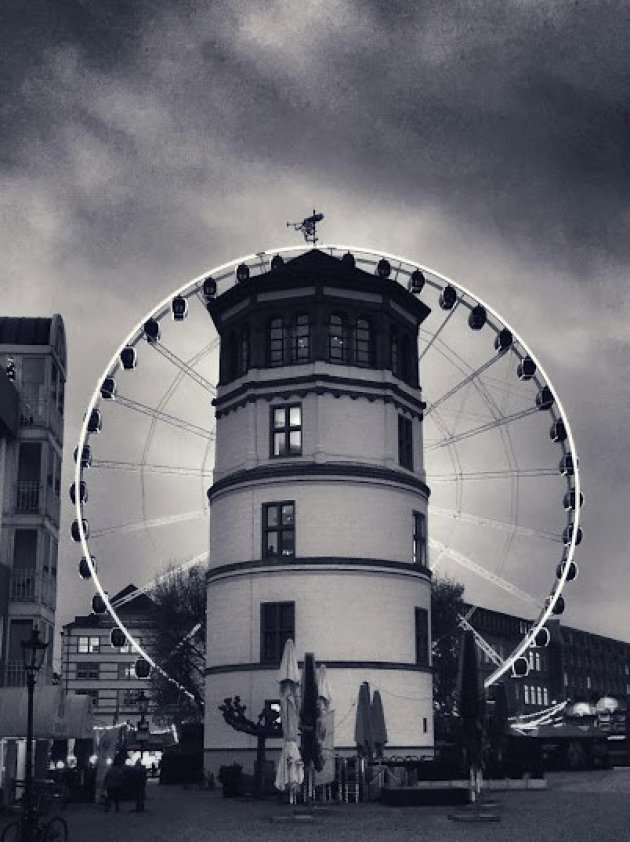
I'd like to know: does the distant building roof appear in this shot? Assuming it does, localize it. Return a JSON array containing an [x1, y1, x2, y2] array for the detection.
[[63, 584, 157, 630], [0, 317, 53, 345]]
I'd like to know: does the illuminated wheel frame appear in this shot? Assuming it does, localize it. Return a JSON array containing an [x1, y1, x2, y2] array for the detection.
[[72, 245, 582, 696]]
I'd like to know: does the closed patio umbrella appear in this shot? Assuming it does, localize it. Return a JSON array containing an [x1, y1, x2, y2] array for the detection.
[[275, 639, 304, 797], [315, 664, 335, 786], [459, 631, 485, 803], [370, 690, 388, 759], [354, 681, 374, 760]]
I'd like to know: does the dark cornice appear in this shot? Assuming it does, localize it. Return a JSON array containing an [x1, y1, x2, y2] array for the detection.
[[207, 462, 431, 501], [206, 556, 432, 582], [213, 372, 426, 419], [205, 659, 433, 677], [207, 249, 431, 332]]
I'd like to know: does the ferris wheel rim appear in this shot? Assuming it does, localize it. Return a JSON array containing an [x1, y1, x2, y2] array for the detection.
[[73, 243, 581, 693]]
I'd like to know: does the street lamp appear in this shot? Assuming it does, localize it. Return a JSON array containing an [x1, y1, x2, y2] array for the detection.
[[136, 690, 149, 759], [21, 627, 49, 842]]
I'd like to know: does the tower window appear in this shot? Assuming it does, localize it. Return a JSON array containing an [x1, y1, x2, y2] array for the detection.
[[239, 326, 250, 376], [271, 405, 302, 458], [398, 415, 413, 470], [413, 511, 427, 567], [415, 607, 429, 666], [390, 328, 399, 377], [263, 502, 295, 558], [292, 314, 310, 363], [261, 601, 295, 664], [354, 318, 373, 367], [328, 314, 348, 364], [268, 318, 286, 367]]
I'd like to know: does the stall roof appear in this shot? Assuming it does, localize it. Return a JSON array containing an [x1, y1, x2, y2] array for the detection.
[[0, 686, 94, 740]]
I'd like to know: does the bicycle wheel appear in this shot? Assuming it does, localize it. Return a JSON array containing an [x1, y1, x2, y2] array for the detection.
[[42, 817, 68, 842], [0, 821, 20, 842]]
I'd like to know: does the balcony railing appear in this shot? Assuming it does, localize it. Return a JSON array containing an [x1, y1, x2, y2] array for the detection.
[[10, 569, 39, 602], [19, 386, 47, 427], [5, 661, 53, 687], [16, 480, 40, 513]]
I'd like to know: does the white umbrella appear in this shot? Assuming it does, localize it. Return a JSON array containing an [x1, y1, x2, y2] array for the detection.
[[275, 639, 304, 795], [315, 664, 335, 786]]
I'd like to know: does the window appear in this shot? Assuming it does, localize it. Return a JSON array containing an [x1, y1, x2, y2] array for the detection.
[[271, 405, 302, 458], [13, 530, 37, 571], [413, 512, 427, 567], [543, 687, 549, 705], [263, 502, 295, 557], [260, 602, 295, 664], [524, 685, 530, 705], [423, 717, 428, 734], [400, 334, 411, 383], [118, 663, 134, 679], [78, 636, 100, 654], [292, 314, 310, 363], [535, 652, 541, 671], [587, 675, 591, 689], [328, 314, 348, 363], [415, 607, 429, 666], [76, 689, 99, 706], [120, 689, 138, 707], [398, 415, 413, 470], [390, 328, 399, 376], [76, 662, 100, 680], [239, 326, 250, 376], [354, 318, 372, 367], [537, 686, 543, 705], [268, 318, 286, 367]]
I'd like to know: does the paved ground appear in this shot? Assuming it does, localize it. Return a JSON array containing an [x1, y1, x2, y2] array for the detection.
[[3, 770, 630, 842]]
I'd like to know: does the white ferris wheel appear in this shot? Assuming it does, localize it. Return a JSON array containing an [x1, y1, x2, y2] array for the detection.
[[71, 244, 583, 700]]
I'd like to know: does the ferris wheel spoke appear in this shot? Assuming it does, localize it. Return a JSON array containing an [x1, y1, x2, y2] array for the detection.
[[418, 305, 458, 363], [428, 467, 556, 482], [91, 510, 206, 539], [424, 355, 502, 418], [92, 459, 213, 477], [115, 395, 214, 440], [457, 613, 504, 666], [425, 406, 538, 452], [429, 538, 539, 607], [111, 552, 209, 608], [152, 342, 216, 395], [431, 506, 561, 542]]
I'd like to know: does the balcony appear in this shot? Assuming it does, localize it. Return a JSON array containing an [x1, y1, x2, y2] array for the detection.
[[19, 386, 47, 427], [5, 661, 53, 687], [10, 569, 39, 602], [16, 481, 40, 513]]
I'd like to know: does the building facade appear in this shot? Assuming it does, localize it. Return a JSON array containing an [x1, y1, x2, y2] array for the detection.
[[61, 585, 157, 726], [465, 603, 630, 713], [204, 249, 434, 772], [0, 316, 66, 687]]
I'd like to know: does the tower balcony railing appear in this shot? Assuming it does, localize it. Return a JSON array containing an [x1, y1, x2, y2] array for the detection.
[[9, 568, 40, 602], [16, 480, 41, 513]]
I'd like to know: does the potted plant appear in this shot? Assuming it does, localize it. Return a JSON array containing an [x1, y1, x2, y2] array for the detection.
[[218, 764, 243, 798]]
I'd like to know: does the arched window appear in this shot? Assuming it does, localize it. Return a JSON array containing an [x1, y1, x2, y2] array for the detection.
[[354, 318, 372, 367], [390, 327, 399, 377], [328, 314, 348, 364], [292, 314, 310, 363], [268, 317, 286, 367]]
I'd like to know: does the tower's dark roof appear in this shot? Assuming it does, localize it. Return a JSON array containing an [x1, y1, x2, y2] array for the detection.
[[0, 318, 52, 345]]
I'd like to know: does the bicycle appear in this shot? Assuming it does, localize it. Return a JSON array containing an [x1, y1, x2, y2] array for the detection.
[[1, 802, 68, 842]]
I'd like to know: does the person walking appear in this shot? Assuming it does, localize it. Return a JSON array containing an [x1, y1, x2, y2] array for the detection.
[[103, 759, 124, 813], [132, 759, 147, 812]]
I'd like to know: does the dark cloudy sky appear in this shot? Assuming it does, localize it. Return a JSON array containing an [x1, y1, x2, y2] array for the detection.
[[2, 1, 630, 662]]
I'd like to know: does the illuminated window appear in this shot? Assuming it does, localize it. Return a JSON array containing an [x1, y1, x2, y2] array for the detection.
[[328, 314, 348, 363]]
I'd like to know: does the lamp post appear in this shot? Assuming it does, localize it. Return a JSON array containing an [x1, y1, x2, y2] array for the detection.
[[136, 690, 149, 759], [21, 627, 49, 842]]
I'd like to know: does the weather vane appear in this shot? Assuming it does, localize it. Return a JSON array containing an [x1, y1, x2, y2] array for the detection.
[[287, 210, 324, 245]]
